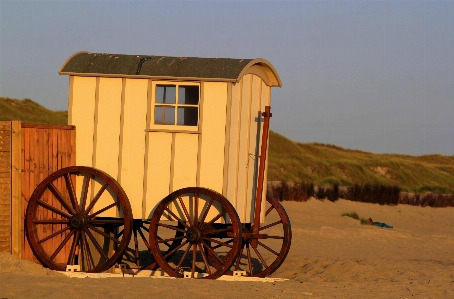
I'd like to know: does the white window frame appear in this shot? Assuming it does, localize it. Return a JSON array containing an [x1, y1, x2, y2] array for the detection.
[[149, 81, 201, 132]]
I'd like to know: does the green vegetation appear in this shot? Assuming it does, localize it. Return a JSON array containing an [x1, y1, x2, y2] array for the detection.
[[342, 212, 370, 225], [341, 212, 359, 220], [3, 97, 454, 194], [268, 131, 454, 194], [0, 97, 67, 125]]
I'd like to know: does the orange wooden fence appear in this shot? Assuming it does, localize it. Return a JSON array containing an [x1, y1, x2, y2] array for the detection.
[[21, 124, 76, 263]]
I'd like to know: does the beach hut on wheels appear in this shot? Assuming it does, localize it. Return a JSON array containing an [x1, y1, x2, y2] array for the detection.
[[24, 51, 290, 279]]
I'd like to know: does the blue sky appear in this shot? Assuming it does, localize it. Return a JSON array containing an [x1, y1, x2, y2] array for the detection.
[[1, 0, 453, 155]]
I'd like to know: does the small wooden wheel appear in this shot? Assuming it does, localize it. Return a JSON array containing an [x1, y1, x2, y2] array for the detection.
[[26, 166, 133, 272], [231, 194, 291, 277], [149, 187, 242, 279]]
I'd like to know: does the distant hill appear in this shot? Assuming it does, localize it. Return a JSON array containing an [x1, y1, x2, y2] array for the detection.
[[268, 131, 454, 193], [3, 97, 454, 193], [0, 97, 67, 125]]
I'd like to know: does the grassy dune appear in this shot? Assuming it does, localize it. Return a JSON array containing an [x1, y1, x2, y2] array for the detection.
[[2, 97, 454, 193], [268, 130, 454, 194], [0, 97, 67, 125]]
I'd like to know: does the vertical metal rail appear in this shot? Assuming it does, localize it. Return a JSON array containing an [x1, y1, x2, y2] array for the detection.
[[251, 106, 272, 248]]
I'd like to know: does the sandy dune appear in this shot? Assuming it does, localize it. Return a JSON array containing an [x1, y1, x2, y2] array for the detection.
[[1, 198, 453, 298]]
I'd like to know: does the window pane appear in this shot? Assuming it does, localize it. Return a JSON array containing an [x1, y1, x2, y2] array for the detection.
[[154, 106, 175, 125], [178, 86, 199, 105], [177, 107, 198, 126], [156, 85, 176, 104]]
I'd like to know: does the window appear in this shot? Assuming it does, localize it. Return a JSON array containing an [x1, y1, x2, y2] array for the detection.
[[154, 84, 199, 127]]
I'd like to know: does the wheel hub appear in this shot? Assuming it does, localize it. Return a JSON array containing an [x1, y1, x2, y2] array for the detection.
[[70, 213, 89, 229], [186, 227, 202, 243]]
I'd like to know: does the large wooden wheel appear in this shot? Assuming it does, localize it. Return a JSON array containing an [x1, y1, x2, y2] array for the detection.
[[26, 166, 133, 272], [149, 187, 242, 279], [230, 194, 291, 277]]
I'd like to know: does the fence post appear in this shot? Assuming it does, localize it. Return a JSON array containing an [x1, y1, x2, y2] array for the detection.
[[11, 121, 21, 258]]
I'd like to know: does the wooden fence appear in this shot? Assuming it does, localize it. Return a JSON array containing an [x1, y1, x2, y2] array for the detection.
[[0, 121, 75, 262]]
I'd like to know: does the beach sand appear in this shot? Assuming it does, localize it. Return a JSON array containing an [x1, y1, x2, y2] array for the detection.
[[1, 198, 453, 299]]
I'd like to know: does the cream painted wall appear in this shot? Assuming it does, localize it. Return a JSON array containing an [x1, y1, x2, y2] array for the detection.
[[119, 79, 148, 216], [198, 82, 227, 194], [92, 77, 122, 217], [68, 72, 273, 223], [144, 132, 172, 218]]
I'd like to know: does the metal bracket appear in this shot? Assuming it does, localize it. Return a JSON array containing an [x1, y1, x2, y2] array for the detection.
[[233, 270, 247, 277], [65, 265, 80, 272]]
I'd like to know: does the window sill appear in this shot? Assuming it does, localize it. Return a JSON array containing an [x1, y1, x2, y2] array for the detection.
[[145, 128, 201, 134]]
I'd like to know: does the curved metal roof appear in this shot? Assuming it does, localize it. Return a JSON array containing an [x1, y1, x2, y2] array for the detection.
[[59, 51, 281, 87]]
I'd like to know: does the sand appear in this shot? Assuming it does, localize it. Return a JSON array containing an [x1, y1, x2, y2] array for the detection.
[[1, 198, 453, 299]]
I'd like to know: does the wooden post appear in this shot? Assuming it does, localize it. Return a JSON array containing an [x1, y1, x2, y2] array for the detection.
[[0, 122, 12, 254], [11, 121, 21, 258], [251, 106, 271, 248]]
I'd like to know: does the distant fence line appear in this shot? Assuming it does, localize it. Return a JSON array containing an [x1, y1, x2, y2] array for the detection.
[[266, 181, 454, 208]]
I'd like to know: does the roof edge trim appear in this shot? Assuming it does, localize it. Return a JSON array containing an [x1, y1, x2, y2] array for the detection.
[[58, 72, 238, 83], [58, 51, 90, 74], [236, 58, 282, 87]]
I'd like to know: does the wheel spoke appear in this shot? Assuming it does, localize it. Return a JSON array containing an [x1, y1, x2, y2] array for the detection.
[[90, 219, 125, 225], [88, 202, 118, 219], [84, 182, 108, 215], [257, 241, 279, 256], [163, 240, 188, 259], [199, 198, 214, 224], [47, 182, 76, 215], [265, 205, 274, 217], [157, 223, 186, 233], [202, 237, 233, 248], [33, 220, 70, 224], [265, 236, 284, 239], [81, 230, 94, 271], [137, 226, 151, 250], [87, 225, 121, 244], [80, 174, 91, 212], [115, 229, 124, 239], [36, 200, 72, 219], [157, 236, 172, 248], [197, 243, 211, 275], [253, 246, 268, 269], [201, 210, 225, 230], [177, 196, 193, 226], [157, 236, 185, 243], [176, 243, 191, 272], [211, 238, 233, 250], [191, 244, 197, 278], [246, 243, 253, 275], [194, 193, 199, 224], [50, 229, 75, 261], [205, 227, 233, 235], [164, 207, 189, 229], [67, 230, 81, 265], [133, 228, 140, 266], [84, 228, 109, 261], [259, 220, 282, 231], [38, 226, 71, 244], [201, 240, 223, 264], [234, 246, 244, 271], [64, 173, 80, 213], [140, 225, 149, 232]]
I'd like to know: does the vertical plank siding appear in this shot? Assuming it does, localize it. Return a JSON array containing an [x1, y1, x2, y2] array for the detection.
[[70, 74, 270, 223]]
